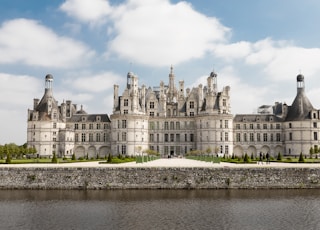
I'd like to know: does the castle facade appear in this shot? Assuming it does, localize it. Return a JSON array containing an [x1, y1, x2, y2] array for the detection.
[[27, 68, 320, 158]]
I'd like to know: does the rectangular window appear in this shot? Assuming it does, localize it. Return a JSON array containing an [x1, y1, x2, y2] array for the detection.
[[164, 134, 169, 142], [170, 134, 174, 142], [149, 112, 154, 117], [149, 122, 155, 130], [223, 99, 226, 106], [122, 132, 127, 141], [185, 134, 187, 142], [122, 120, 127, 128], [124, 110, 128, 114], [289, 123, 292, 128], [263, 133, 268, 142], [75, 134, 79, 142], [314, 132, 318, 141], [176, 134, 180, 142], [150, 101, 154, 109], [224, 120, 228, 128], [176, 122, 180, 130], [190, 112, 194, 116], [314, 122, 317, 128], [236, 133, 241, 142], [149, 134, 154, 142], [104, 133, 107, 142], [189, 101, 194, 109], [250, 124, 254, 129], [257, 133, 261, 142], [263, 124, 267, 129], [236, 124, 240, 129], [190, 134, 194, 142], [225, 132, 229, 141], [170, 122, 174, 130], [53, 123, 57, 128], [250, 133, 254, 141], [276, 133, 281, 141], [82, 124, 86, 130], [121, 145, 126, 155], [124, 99, 128, 106], [289, 132, 292, 141], [244, 133, 247, 142], [89, 133, 93, 142], [270, 134, 274, 141], [276, 124, 281, 129], [164, 122, 169, 130], [81, 133, 86, 142], [89, 124, 93, 129], [257, 124, 260, 129], [96, 123, 101, 129], [96, 133, 101, 142], [220, 132, 223, 141]]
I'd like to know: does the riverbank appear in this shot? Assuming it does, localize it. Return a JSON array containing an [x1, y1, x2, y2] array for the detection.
[[1, 158, 320, 189]]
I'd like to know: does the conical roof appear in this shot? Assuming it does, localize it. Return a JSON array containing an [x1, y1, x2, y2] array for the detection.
[[285, 88, 314, 121]]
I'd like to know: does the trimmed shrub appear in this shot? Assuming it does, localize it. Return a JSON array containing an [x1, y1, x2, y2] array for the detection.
[[299, 152, 305, 163], [51, 152, 58, 163], [277, 152, 282, 161]]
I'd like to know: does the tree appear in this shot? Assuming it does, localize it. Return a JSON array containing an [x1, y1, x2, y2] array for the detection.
[[5, 152, 11, 164], [71, 153, 76, 160], [298, 152, 305, 163], [277, 152, 282, 161], [243, 153, 249, 163], [107, 154, 112, 163], [51, 152, 58, 163], [309, 147, 314, 158]]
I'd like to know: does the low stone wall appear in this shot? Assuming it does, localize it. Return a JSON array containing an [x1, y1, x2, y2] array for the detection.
[[0, 167, 320, 189]]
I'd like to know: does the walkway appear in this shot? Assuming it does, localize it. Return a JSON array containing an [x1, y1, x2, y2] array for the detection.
[[1, 158, 320, 168]]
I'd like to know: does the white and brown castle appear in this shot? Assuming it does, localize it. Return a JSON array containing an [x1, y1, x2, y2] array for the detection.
[[27, 68, 320, 158]]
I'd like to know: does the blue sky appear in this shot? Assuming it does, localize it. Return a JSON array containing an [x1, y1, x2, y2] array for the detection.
[[1, 0, 320, 144]]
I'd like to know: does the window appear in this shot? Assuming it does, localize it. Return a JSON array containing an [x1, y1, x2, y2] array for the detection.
[[220, 120, 223, 128], [236, 133, 241, 142], [121, 145, 126, 155], [75, 134, 79, 142], [170, 122, 174, 130], [89, 133, 93, 142], [314, 132, 318, 141], [149, 112, 154, 117], [176, 122, 180, 130], [164, 134, 169, 142], [244, 133, 247, 142], [257, 124, 260, 129], [170, 134, 174, 142], [157, 134, 159, 142], [314, 122, 317, 128], [289, 132, 292, 141], [124, 109, 128, 114], [225, 120, 228, 128], [276, 133, 281, 141], [96, 124, 101, 129], [82, 124, 86, 130], [263, 124, 267, 129], [122, 132, 127, 141], [176, 134, 180, 142], [122, 120, 127, 128], [124, 99, 128, 106], [189, 101, 194, 109], [257, 133, 261, 142], [263, 133, 268, 142], [190, 134, 194, 142], [289, 123, 292, 128], [250, 124, 254, 129], [96, 133, 101, 142], [190, 112, 194, 116], [81, 133, 86, 142], [149, 122, 155, 130], [104, 133, 107, 142], [53, 123, 57, 128], [185, 134, 188, 142], [243, 124, 247, 129], [270, 134, 273, 142], [53, 137, 56, 142], [89, 124, 93, 129], [225, 145, 229, 154], [223, 99, 226, 106], [220, 132, 223, 141], [236, 124, 240, 129], [225, 132, 229, 141], [150, 102, 154, 109], [164, 122, 169, 130], [250, 133, 254, 141], [149, 134, 154, 142], [276, 124, 281, 129]]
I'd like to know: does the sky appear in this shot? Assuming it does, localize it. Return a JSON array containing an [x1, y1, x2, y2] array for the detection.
[[1, 0, 320, 145]]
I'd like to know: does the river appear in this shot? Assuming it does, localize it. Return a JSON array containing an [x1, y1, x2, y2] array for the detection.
[[0, 189, 319, 230]]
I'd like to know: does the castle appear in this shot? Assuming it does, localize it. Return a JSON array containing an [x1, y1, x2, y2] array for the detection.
[[27, 68, 320, 158]]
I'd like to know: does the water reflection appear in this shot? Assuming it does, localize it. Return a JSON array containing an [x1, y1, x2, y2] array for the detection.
[[0, 190, 319, 230]]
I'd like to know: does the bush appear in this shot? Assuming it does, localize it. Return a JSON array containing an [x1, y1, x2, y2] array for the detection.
[[5, 153, 11, 164], [107, 154, 112, 163], [277, 152, 282, 161], [71, 153, 76, 160], [51, 152, 58, 163], [243, 153, 249, 163], [299, 152, 305, 163]]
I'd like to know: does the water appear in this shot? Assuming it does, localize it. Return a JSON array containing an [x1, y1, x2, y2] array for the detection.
[[0, 189, 319, 230]]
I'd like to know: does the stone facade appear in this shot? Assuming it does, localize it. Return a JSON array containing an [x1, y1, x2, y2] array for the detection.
[[27, 69, 320, 158], [1, 167, 320, 189]]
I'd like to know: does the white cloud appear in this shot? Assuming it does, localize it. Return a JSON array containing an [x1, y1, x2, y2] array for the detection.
[[60, 0, 112, 24], [108, 0, 230, 67], [213, 41, 252, 61], [0, 73, 42, 145], [0, 18, 94, 68], [64, 71, 124, 93]]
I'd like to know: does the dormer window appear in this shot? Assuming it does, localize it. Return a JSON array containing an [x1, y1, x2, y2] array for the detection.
[[97, 116, 101, 121], [189, 101, 194, 109], [82, 116, 86, 122], [124, 99, 129, 106], [150, 102, 154, 109]]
